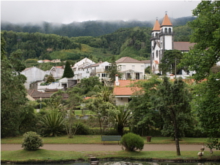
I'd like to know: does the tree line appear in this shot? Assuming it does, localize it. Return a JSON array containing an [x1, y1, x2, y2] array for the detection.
[[1, 16, 195, 37]]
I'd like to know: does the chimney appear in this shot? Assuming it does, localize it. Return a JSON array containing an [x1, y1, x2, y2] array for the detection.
[[115, 74, 120, 86]]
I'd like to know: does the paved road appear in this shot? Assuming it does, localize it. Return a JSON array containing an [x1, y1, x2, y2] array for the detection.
[[1, 144, 206, 151]]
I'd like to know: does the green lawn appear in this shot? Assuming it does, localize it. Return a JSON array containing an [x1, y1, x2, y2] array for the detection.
[[1, 135, 208, 144], [1, 150, 220, 162]]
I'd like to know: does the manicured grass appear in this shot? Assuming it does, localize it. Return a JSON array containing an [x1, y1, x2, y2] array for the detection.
[[1, 135, 208, 144], [2, 150, 220, 162]]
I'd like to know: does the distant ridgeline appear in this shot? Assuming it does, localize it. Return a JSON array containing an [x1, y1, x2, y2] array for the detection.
[[1, 16, 195, 61], [1, 16, 195, 37]]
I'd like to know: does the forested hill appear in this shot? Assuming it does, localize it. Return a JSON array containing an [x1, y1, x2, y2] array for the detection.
[[1, 16, 195, 37], [2, 23, 192, 62]]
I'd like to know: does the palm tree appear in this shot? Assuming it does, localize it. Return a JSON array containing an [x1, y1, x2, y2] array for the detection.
[[114, 105, 132, 135], [39, 110, 65, 137]]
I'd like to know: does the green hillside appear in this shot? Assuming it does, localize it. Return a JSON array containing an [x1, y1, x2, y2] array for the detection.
[[1, 24, 192, 63]]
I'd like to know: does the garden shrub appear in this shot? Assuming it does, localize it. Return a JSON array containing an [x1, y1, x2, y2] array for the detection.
[[121, 132, 144, 151], [74, 122, 90, 135], [22, 131, 43, 151]]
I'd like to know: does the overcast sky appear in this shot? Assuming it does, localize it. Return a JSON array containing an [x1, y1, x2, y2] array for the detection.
[[1, 0, 201, 24]]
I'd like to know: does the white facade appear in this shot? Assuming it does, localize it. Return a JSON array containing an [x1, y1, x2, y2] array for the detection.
[[115, 97, 130, 106], [118, 63, 145, 80], [73, 58, 95, 80], [93, 61, 111, 81], [49, 66, 64, 79], [21, 66, 46, 89]]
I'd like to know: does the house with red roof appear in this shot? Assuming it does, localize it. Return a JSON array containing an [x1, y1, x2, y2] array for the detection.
[[113, 75, 144, 105]]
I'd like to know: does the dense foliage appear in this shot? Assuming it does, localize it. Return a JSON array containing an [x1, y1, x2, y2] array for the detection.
[[1, 37, 28, 137], [22, 131, 43, 151], [154, 77, 192, 156], [121, 132, 144, 151], [159, 50, 184, 75], [180, 1, 220, 151], [129, 76, 162, 136], [39, 110, 65, 137], [1, 31, 80, 59], [1, 20, 193, 62]]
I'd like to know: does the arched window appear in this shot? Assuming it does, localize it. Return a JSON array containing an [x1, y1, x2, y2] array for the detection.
[[165, 28, 167, 33], [169, 28, 171, 33], [156, 33, 158, 37], [156, 50, 158, 58]]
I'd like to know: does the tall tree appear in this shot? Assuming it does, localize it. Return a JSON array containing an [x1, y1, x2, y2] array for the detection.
[[62, 61, 74, 78], [154, 77, 192, 156], [129, 76, 162, 136], [86, 96, 117, 134], [1, 37, 28, 137], [180, 1, 220, 148], [180, 1, 220, 80], [106, 56, 121, 83], [159, 50, 183, 75]]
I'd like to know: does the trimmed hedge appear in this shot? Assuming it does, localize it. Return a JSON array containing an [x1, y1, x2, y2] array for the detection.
[[121, 132, 144, 151], [22, 131, 43, 151]]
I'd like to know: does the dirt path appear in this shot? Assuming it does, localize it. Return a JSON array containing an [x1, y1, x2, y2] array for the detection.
[[1, 144, 206, 151]]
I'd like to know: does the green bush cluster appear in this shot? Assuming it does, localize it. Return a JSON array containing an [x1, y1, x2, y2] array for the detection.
[[22, 131, 43, 151], [74, 122, 90, 135], [121, 132, 144, 152]]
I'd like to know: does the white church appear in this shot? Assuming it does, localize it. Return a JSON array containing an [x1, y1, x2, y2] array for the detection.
[[151, 13, 196, 76]]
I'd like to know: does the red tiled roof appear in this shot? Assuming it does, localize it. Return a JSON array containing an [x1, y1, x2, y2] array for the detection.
[[113, 80, 144, 96], [55, 66, 63, 68], [161, 14, 172, 26], [152, 19, 161, 31], [27, 89, 68, 100], [84, 97, 91, 100], [173, 42, 196, 51], [116, 57, 144, 63], [140, 60, 150, 64]]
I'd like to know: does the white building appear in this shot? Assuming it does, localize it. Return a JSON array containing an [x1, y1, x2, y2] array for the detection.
[[21, 66, 46, 89], [72, 58, 95, 80], [86, 61, 111, 81], [116, 57, 145, 80], [151, 13, 196, 76], [49, 66, 64, 79]]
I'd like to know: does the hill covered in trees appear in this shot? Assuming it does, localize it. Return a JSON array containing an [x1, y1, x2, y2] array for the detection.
[[1, 16, 195, 37], [1, 17, 194, 62]]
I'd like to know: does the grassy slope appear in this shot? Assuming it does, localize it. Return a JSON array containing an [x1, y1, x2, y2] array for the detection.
[[1, 150, 220, 162], [1, 136, 209, 144], [49, 44, 114, 62]]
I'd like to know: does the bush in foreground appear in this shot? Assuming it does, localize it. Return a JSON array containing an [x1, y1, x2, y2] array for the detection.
[[121, 132, 144, 151], [22, 131, 43, 151]]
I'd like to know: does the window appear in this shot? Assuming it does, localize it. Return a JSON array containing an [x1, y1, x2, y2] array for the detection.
[[169, 28, 172, 33], [156, 50, 158, 58], [102, 73, 106, 77], [165, 28, 167, 33]]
